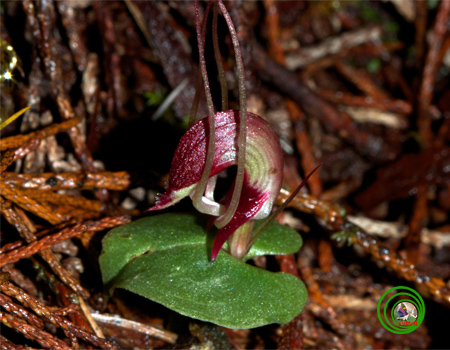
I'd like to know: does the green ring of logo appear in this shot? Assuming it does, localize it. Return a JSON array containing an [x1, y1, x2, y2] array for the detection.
[[377, 286, 425, 334]]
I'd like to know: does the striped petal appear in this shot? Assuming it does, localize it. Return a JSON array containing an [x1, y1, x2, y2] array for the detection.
[[146, 109, 283, 259]]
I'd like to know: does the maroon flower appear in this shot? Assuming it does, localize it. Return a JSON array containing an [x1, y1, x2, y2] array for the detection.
[[147, 109, 283, 261], [146, 0, 320, 261]]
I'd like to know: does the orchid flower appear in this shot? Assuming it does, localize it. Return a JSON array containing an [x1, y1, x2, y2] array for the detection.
[[146, 0, 319, 261], [147, 109, 283, 261]]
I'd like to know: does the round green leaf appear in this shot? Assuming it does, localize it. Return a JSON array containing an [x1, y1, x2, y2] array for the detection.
[[246, 220, 302, 260], [99, 213, 307, 328], [101, 213, 207, 286]]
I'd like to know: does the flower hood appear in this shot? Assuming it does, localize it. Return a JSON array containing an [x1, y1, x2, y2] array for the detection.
[[147, 109, 283, 260]]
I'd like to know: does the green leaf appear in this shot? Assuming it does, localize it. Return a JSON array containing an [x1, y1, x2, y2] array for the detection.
[[100, 213, 302, 285], [246, 219, 302, 260], [99, 213, 307, 328]]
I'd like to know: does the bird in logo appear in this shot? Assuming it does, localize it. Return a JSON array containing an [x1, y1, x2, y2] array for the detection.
[[397, 303, 408, 320]]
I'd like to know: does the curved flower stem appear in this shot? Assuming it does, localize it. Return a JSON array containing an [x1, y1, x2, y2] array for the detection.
[[215, 0, 247, 229], [213, 1, 228, 111], [248, 163, 322, 248], [192, 0, 218, 214], [189, 1, 212, 128]]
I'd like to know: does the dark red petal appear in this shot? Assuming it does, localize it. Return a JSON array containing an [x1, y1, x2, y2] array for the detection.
[[211, 173, 270, 261], [146, 110, 283, 222], [167, 110, 239, 192], [145, 111, 238, 212]]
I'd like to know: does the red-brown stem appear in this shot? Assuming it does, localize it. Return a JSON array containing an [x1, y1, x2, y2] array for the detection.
[[192, 0, 217, 214], [189, 1, 212, 128]]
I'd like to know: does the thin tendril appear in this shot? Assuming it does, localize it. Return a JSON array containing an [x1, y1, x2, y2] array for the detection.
[[189, 2, 212, 128], [213, 1, 228, 111], [215, 0, 247, 229], [192, 0, 217, 214], [248, 163, 323, 248], [189, 68, 203, 128]]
